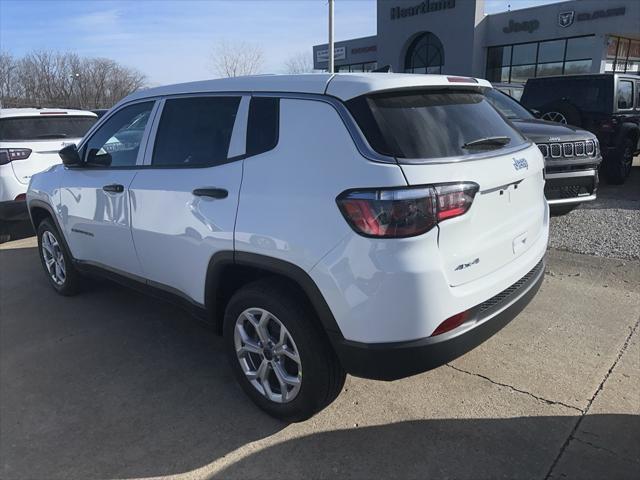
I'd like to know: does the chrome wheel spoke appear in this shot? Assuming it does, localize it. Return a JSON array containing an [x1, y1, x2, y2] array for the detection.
[[234, 307, 302, 404]]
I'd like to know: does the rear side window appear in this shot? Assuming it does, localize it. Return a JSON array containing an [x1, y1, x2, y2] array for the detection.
[[246, 97, 279, 156], [347, 90, 526, 159], [152, 96, 241, 167], [522, 77, 613, 112], [0, 116, 96, 141], [617, 80, 634, 110]]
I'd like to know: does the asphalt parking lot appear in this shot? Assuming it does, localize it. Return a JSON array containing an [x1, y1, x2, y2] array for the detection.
[[1, 168, 639, 480]]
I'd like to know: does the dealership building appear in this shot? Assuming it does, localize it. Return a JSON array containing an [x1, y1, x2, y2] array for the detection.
[[313, 0, 640, 82]]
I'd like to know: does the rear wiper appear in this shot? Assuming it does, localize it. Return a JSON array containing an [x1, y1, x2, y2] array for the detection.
[[35, 133, 68, 139], [461, 136, 511, 149]]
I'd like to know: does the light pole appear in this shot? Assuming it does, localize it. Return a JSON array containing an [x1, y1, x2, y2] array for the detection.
[[328, 0, 334, 73], [69, 72, 80, 108]]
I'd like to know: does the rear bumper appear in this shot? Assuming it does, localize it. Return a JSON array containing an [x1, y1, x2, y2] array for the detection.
[[0, 200, 28, 222], [330, 257, 545, 380], [545, 169, 598, 206]]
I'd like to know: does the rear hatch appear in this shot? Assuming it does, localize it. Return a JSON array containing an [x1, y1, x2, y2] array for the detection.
[[347, 86, 546, 286], [0, 114, 96, 184]]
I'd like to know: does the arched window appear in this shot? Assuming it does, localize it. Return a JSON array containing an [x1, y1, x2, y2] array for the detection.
[[404, 32, 444, 74]]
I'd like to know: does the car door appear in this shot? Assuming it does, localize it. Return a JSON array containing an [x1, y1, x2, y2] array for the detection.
[[129, 94, 248, 304], [59, 100, 158, 276]]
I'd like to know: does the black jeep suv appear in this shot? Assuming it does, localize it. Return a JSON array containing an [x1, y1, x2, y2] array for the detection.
[[520, 74, 639, 184], [486, 88, 601, 216]]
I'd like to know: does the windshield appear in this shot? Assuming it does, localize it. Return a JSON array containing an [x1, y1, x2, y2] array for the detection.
[[0, 116, 97, 141], [485, 89, 534, 120], [347, 89, 526, 159]]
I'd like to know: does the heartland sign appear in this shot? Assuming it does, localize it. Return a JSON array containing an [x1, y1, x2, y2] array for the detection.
[[390, 0, 456, 20]]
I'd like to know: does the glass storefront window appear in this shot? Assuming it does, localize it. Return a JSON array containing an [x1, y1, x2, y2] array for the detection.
[[564, 59, 592, 75], [510, 65, 536, 83], [486, 36, 595, 83], [538, 40, 565, 63], [537, 62, 563, 77], [566, 36, 594, 61], [512, 43, 537, 65]]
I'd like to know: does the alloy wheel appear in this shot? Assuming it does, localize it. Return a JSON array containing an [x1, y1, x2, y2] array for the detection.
[[541, 111, 568, 124], [41, 230, 66, 285], [234, 307, 302, 403]]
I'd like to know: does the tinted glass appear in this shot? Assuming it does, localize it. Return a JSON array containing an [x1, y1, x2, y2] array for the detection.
[[564, 59, 592, 75], [538, 40, 565, 63], [348, 90, 525, 159], [510, 64, 536, 83], [566, 36, 594, 60], [485, 89, 534, 120], [246, 97, 279, 156], [152, 96, 240, 167], [521, 77, 612, 112], [512, 43, 537, 65], [0, 116, 96, 141], [84, 102, 153, 167], [617, 80, 633, 109], [536, 62, 563, 77]]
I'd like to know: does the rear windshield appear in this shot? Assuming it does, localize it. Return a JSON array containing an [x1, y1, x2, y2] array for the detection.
[[521, 77, 613, 112], [347, 89, 526, 159], [0, 116, 97, 141]]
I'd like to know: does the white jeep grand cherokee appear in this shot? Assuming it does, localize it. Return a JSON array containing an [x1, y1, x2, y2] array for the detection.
[[27, 74, 548, 421]]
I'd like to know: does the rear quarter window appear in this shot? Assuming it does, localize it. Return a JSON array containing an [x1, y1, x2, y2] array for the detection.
[[347, 89, 526, 160], [0, 116, 96, 141], [522, 77, 613, 112], [246, 97, 279, 156]]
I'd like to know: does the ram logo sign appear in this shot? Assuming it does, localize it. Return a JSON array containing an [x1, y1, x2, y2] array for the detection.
[[558, 11, 575, 28]]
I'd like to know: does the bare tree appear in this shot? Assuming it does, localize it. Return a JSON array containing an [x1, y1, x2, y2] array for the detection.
[[0, 50, 146, 109], [284, 51, 314, 74], [210, 40, 264, 78]]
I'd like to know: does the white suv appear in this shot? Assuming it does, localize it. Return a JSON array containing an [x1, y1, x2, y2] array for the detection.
[[27, 74, 549, 421], [0, 108, 97, 224]]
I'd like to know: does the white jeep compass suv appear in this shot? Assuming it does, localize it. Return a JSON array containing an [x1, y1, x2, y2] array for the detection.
[[27, 74, 549, 421], [0, 108, 97, 225]]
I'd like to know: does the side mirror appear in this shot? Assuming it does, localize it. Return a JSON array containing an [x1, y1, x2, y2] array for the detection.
[[59, 144, 82, 166], [531, 109, 542, 118]]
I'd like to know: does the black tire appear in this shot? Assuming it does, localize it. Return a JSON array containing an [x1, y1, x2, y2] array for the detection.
[[550, 204, 577, 216], [603, 137, 634, 185], [36, 218, 81, 295], [223, 278, 346, 422]]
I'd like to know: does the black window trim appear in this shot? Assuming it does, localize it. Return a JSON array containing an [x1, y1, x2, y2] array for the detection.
[[246, 95, 280, 157]]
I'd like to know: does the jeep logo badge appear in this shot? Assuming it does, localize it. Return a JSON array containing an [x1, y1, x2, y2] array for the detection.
[[558, 11, 575, 28], [513, 158, 528, 171]]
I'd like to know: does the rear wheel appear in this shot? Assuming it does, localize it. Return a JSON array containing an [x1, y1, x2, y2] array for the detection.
[[540, 102, 581, 126], [604, 137, 634, 185], [37, 219, 81, 295], [223, 279, 345, 422]]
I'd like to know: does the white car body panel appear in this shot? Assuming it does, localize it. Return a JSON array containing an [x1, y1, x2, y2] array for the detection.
[[26, 73, 548, 350]]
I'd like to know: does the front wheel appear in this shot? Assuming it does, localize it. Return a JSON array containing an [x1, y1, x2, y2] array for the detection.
[[37, 218, 81, 295], [223, 279, 345, 422]]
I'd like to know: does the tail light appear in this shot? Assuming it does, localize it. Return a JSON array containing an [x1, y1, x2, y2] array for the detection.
[[0, 148, 32, 165], [337, 182, 479, 238]]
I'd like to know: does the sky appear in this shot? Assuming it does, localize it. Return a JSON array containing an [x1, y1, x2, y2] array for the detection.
[[0, 0, 563, 86]]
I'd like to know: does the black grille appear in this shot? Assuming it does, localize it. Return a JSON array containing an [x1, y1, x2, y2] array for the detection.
[[538, 144, 549, 158], [545, 174, 596, 200], [538, 140, 597, 160], [477, 260, 543, 316]]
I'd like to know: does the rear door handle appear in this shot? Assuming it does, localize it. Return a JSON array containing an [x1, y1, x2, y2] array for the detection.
[[192, 187, 228, 199], [103, 184, 124, 193]]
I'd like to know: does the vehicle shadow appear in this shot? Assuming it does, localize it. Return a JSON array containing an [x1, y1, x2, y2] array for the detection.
[[581, 164, 640, 211], [210, 414, 639, 480], [0, 246, 285, 480]]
